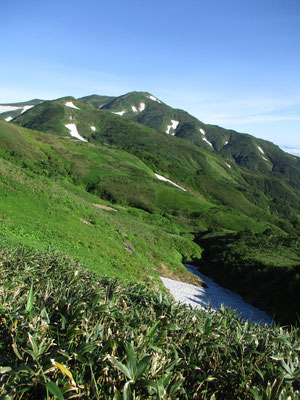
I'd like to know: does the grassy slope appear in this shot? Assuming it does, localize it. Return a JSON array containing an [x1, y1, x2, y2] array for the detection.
[[13, 97, 300, 232], [0, 121, 209, 288], [7, 98, 300, 323]]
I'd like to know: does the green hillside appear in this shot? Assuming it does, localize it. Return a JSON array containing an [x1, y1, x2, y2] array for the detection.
[[14, 96, 300, 230], [3, 93, 300, 322], [0, 120, 210, 288], [4, 93, 300, 323], [78, 94, 116, 108], [79, 91, 300, 191], [1, 93, 300, 397]]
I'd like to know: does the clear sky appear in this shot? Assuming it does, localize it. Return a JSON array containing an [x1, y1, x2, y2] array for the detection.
[[1, 0, 300, 150]]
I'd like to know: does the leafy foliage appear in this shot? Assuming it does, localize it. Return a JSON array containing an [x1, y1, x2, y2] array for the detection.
[[0, 245, 299, 399]]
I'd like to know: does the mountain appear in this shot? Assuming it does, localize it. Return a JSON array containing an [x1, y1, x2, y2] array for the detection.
[[13, 94, 300, 227], [78, 94, 116, 108], [0, 98, 44, 121], [80, 91, 300, 189], [2, 92, 300, 324]]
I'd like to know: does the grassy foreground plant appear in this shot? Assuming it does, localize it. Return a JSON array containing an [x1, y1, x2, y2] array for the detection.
[[0, 245, 299, 399]]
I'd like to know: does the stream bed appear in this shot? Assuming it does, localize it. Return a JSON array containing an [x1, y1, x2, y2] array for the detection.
[[160, 264, 273, 325]]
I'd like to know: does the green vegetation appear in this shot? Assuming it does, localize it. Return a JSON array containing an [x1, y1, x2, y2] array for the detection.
[[0, 120, 206, 288], [5, 93, 300, 324], [1, 92, 300, 398], [1, 246, 299, 399]]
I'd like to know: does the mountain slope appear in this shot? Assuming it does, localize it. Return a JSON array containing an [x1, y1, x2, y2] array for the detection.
[[6, 94, 300, 323], [78, 94, 116, 108], [80, 91, 300, 191], [0, 119, 209, 288], [13, 96, 300, 232]]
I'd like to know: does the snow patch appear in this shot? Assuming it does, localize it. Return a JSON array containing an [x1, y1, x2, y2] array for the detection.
[[21, 105, 33, 113], [131, 106, 138, 112], [0, 105, 21, 113], [166, 120, 179, 135], [257, 146, 264, 154], [5, 116, 13, 122], [160, 265, 272, 325], [155, 173, 186, 191], [0, 105, 34, 115], [147, 94, 161, 103], [226, 163, 231, 168], [65, 123, 87, 142], [262, 156, 268, 162], [90, 126, 96, 131], [112, 110, 126, 116], [199, 128, 206, 135], [69, 115, 73, 121], [139, 102, 145, 112], [223, 141, 229, 146], [65, 101, 80, 110], [202, 137, 213, 147]]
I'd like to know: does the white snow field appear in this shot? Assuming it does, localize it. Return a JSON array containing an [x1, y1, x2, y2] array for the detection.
[[21, 105, 34, 113], [65, 101, 80, 110], [257, 146, 265, 154], [166, 120, 179, 135], [131, 106, 138, 112], [64, 124, 87, 142], [199, 128, 206, 135], [90, 126, 96, 131], [147, 94, 161, 103], [0, 105, 34, 115], [223, 141, 229, 146], [226, 163, 232, 168], [262, 156, 269, 162], [155, 173, 186, 191], [5, 116, 13, 122], [112, 110, 126, 116], [160, 264, 273, 325], [202, 137, 213, 147], [139, 102, 146, 112]]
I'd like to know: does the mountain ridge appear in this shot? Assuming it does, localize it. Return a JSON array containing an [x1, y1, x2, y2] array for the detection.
[[1, 91, 300, 323]]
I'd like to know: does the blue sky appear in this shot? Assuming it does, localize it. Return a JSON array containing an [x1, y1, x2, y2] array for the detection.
[[1, 0, 300, 149]]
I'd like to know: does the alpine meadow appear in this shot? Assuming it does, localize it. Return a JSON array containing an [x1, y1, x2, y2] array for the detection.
[[0, 91, 299, 399]]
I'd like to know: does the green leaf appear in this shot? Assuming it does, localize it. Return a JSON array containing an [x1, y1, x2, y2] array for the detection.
[[136, 355, 152, 379], [109, 357, 132, 379], [123, 381, 132, 400], [169, 379, 183, 396], [0, 366, 12, 374], [113, 390, 122, 400], [161, 373, 173, 388], [125, 344, 137, 378], [145, 321, 161, 339], [28, 333, 38, 355], [46, 381, 64, 400], [26, 281, 34, 313]]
